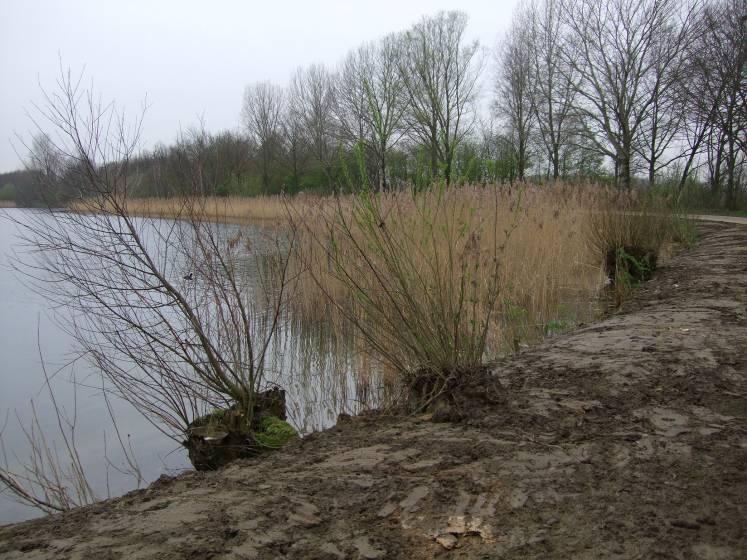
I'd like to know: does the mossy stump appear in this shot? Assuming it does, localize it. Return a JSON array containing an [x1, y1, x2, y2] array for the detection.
[[184, 388, 295, 471]]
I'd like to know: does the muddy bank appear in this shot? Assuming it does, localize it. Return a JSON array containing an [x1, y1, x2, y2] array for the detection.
[[1, 222, 746, 559]]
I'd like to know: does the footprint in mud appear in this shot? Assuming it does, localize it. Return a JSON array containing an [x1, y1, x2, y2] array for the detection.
[[637, 407, 690, 437]]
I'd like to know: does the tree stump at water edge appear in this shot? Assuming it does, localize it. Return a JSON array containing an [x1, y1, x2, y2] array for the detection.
[[184, 387, 292, 471]]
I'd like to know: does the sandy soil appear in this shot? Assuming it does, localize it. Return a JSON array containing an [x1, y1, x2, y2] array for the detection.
[[1, 222, 745, 560]]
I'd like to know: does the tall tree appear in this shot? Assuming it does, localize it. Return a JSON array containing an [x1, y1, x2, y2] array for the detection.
[[398, 11, 481, 185], [561, 0, 688, 189], [527, 0, 577, 180], [362, 35, 409, 191], [333, 44, 376, 190], [494, 8, 536, 181], [241, 82, 285, 192], [696, 0, 746, 208], [633, 1, 702, 186], [281, 85, 309, 192], [334, 46, 372, 149], [291, 64, 338, 191], [335, 36, 408, 191]]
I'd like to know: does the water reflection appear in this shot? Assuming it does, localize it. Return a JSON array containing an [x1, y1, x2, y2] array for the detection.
[[0, 207, 604, 524], [0, 209, 372, 524], [269, 312, 384, 434]]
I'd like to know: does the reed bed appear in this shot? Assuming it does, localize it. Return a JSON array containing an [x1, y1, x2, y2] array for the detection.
[[70, 183, 682, 405], [69, 195, 291, 223], [285, 184, 608, 400], [77, 185, 615, 361], [0, 201, 16, 209]]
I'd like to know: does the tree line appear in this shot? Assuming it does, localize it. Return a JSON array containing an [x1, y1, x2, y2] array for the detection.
[[4, 0, 745, 208], [497, 0, 746, 208]]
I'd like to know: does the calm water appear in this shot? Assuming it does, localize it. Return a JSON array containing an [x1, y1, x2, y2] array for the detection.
[[0, 209, 363, 524]]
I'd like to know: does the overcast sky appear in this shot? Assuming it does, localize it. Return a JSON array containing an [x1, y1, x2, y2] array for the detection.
[[0, 0, 520, 173]]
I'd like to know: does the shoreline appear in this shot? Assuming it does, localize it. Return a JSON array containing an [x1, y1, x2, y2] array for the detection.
[[2, 221, 745, 558]]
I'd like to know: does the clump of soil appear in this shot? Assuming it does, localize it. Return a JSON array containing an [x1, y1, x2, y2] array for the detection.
[[404, 366, 505, 422], [184, 387, 295, 471]]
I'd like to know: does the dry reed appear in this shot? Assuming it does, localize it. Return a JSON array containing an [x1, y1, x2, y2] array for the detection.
[[69, 195, 291, 223], [69, 184, 683, 397], [286, 184, 607, 388], [78, 185, 610, 363]]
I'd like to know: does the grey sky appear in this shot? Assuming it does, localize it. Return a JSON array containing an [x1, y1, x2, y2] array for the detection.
[[0, 0, 520, 173]]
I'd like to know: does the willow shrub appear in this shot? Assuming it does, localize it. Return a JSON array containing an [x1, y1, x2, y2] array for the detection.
[[288, 185, 517, 409]]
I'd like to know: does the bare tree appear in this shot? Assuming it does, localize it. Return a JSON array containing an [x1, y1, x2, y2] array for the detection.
[[335, 36, 408, 191], [526, 0, 578, 180], [561, 0, 690, 189], [494, 8, 536, 181], [363, 35, 409, 191], [280, 87, 309, 191], [399, 11, 481, 185], [333, 45, 376, 190], [334, 46, 372, 149], [675, 49, 721, 194], [291, 64, 338, 192], [632, 1, 703, 186], [28, 134, 64, 185], [241, 82, 285, 192], [15, 69, 296, 448], [695, 0, 746, 208]]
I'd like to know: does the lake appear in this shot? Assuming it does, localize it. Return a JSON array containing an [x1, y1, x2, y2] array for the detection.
[[0, 208, 363, 524]]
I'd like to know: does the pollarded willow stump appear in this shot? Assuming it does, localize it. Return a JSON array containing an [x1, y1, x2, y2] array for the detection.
[[184, 387, 290, 471]]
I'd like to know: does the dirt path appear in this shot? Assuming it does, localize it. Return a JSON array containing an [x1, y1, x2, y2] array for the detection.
[[692, 214, 747, 226], [1, 222, 746, 560]]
